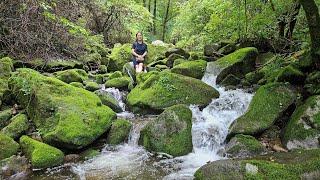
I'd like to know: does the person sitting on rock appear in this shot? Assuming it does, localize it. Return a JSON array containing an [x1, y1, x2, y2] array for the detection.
[[132, 32, 148, 73]]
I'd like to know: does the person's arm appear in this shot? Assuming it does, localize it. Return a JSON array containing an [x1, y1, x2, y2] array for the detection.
[[132, 48, 140, 57]]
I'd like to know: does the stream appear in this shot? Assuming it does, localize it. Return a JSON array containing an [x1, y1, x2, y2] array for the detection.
[[31, 62, 253, 180]]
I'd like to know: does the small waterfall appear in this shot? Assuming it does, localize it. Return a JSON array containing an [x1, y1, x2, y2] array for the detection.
[[128, 120, 149, 146]]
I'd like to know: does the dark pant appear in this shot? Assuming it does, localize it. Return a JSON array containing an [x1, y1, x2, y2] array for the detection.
[[132, 57, 143, 67]]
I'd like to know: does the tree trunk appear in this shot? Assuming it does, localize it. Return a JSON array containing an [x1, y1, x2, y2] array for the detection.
[[143, 0, 146, 7], [285, 1, 301, 40], [153, 0, 157, 35], [299, 0, 320, 67], [162, 0, 171, 41], [148, 0, 151, 12]]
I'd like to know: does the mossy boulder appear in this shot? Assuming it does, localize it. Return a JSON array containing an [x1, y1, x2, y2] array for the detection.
[[173, 58, 187, 67], [194, 149, 320, 180], [215, 47, 258, 84], [275, 65, 305, 84], [284, 95, 320, 150], [166, 54, 185, 68], [220, 74, 242, 87], [94, 74, 107, 84], [127, 71, 219, 114], [80, 149, 100, 161], [105, 76, 131, 89], [69, 82, 84, 88], [171, 60, 207, 79], [98, 65, 108, 74], [94, 90, 123, 113], [229, 83, 297, 136], [217, 43, 236, 55], [107, 119, 132, 145], [0, 133, 19, 160], [225, 134, 265, 158], [1, 114, 29, 139], [9, 68, 116, 149], [245, 71, 264, 85], [108, 71, 123, 79], [165, 48, 190, 59], [0, 109, 12, 129], [85, 81, 100, 92], [54, 69, 88, 83], [304, 71, 320, 95], [20, 135, 64, 169], [0, 57, 14, 78], [139, 104, 193, 156]]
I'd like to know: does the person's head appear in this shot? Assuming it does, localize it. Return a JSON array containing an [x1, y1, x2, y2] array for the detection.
[[136, 32, 143, 42]]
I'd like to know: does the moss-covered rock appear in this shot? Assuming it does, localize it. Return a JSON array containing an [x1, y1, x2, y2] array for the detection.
[[9, 68, 116, 149], [94, 90, 123, 113], [147, 59, 167, 68], [98, 65, 108, 74], [165, 48, 190, 59], [195, 149, 320, 180], [20, 135, 64, 169], [166, 54, 185, 68], [123, 62, 136, 81], [204, 44, 220, 57], [217, 43, 236, 55], [171, 60, 207, 79], [79, 149, 100, 161], [85, 81, 100, 92], [0, 155, 31, 179], [245, 71, 264, 85], [54, 69, 88, 84], [69, 82, 84, 88], [108, 71, 123, 79], [229, 83, 297, 136], [1, 114, 29, 139], [283, 95, 320, 150], [127, 71, 219, 114], [0, 133, 19, 160], [107, 119, 132, 145], [304, 71, 320, 95], [189, 51, 204, 60], [275, 65, 305, 84], [215, 47, 258, 84], [0, 57, 14, 78], [0, 109, 12, 129], [94, 74, 107, 84], [220, 74, 242, 87], [225, 134, 265, 158], [139, 104, 192, 156], [105, 76, 131, 89], [173, 58, 187, 67]]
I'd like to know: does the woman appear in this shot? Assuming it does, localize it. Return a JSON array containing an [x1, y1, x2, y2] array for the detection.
[[132, 32, 148, 73]]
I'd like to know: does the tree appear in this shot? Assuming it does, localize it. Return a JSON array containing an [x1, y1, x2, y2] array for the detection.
[[299, 0, 320, 67]]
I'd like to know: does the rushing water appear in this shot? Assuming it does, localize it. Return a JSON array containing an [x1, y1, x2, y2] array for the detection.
[[31, 62, 253, 179], [69, 62, 253, 180]]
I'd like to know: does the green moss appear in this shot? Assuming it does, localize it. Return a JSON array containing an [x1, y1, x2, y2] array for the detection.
[[94, 90, 122, 113], [105, 76, 131, 89], [54, 69, 88, 83], [0, 133, 19, 160], [69, 82, 84, 88], [78, 52, 101, 65], [275, 65, 305, 84], [10, 68, 116, 149], [173, 58, 187, 67], [1, 114, 29, 139], [94, 74, 107, 84], [98, 65, 108, 74], [109, 71, 123, 79], [171, 60, 207, 79], [226, 134, 264, 157], [127, 71, 219, 114], [139, 104, 193, 156], [107, 119, 132, 145], [80, 149, 100, 160], [85, 81, 100, 92], [283, 95, 320, 147], [220, 74, 241, 86], [0, 57, 14, 78], [215, 47, 258, 84], [245, 71, 264, 84], [0, 109, 12, 129], [230, 83, 296, 135], [20, 135, 64, 169]]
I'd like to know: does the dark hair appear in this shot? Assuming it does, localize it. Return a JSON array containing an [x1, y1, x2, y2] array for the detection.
[[135, 32, 144, 43]]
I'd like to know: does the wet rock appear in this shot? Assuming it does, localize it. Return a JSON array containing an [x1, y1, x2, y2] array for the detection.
[[127, 71, 219, 114], [1, 114, 29, 139], [220, 74, 242, 87], [54, 69, 88, 83], [64, 154, 80, 163], [166, 53, 185, 68], [195, 149, 320, 180], [79, 149, 100, 161], [225, 134, 265, 158], [284, 95, 320, 150], [107, 119, 132, 145], [204, 43, 220, 57], [215, 47, 258, 85], [171, 60, 207, 79], [84, 81, 100, 92], [20, 135, 64, 169], [95, 90, 123, 113], [105, 76, 131, 89], [217, 43, 236, 55], [0, 155, 31, 180], [139, 104, 193, 157], [229, 83, 297, 136], [165, 48, 190, 59], [0, 133, 19, 160], [10, 68, 116, 149]]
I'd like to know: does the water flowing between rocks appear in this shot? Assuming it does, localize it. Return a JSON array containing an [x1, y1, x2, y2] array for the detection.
[[35, 62, 253, 179]]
